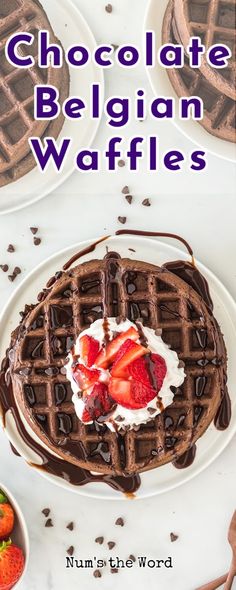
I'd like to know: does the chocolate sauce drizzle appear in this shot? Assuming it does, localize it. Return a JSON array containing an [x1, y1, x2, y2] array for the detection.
[[0, 230, 231, 490], [0, 360, 140, 495]]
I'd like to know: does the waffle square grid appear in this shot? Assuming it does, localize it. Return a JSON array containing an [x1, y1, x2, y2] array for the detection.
[[11, 256, 225, 475]]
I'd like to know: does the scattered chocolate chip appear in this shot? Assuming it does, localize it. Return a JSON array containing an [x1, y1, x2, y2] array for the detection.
[[42, 508, 50, 517], [115, 415, 125, 423], [142, 198, 151, 207], [122, 185, 130, 194], [115, 517, 124, 527], [111, 568, 118, 574], [105, 3, 112, 12], [8, 274, 16, 282], [112, 43, 119, 51], [129, 555, 136, 562], [125, 195, 133, 204], [128, 248, 136, 252], [170, 532, 179, 542], [93, 570, 102, 578], [34, 237, 41, 246], [95, 536, 104, 545], [67, 546, 74, 556], [67, 522, 74, 531], [0, 264, 8, 272], [30, 227, 38, 235], [118, 216, 127, 225], [13, 267, 21, 275], [108, 541, 116, 550], [45, 518, 53, 528], [118, 159, 125, 167], [7, 244, 15, 253]]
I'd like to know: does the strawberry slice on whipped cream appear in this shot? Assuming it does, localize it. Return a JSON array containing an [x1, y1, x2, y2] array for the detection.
[[66, 318, 186, 431]]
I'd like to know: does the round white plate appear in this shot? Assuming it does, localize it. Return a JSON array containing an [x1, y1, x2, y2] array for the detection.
[[0, 0, 104, 215], [144, 0, 236, 163], [1, 235, 236, 500]]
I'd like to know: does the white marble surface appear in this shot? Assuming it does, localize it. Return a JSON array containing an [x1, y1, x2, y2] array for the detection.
[[0, 0, 236, 589]]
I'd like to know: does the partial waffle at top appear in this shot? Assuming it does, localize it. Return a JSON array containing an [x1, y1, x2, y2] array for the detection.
[[163, 1, 236, 142], [0, 0, 62, 173], [174, 0, 236, 99], [9, 254, 226, 476]]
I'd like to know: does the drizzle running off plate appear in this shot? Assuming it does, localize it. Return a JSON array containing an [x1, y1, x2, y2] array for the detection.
[[0, 235, 236, 499]]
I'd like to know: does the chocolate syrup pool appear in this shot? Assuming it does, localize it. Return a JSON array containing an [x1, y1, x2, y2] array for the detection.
[[0, 232, 231, 494]]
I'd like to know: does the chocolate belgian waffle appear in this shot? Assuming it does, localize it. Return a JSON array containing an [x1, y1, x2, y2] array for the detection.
[[163, 1, 236, 142], [0, 0, 69, 182], [173, 0, 236, 100], [6, 252, 227, 477], [0, 60, 69, 187]]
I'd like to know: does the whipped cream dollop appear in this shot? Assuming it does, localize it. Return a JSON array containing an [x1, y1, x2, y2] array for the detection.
[[66, 318, 185, 431]]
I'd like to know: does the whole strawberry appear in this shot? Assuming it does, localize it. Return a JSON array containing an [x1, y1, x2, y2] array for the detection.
[[0, 492, 14, 540], [0, 540, 24, 590]]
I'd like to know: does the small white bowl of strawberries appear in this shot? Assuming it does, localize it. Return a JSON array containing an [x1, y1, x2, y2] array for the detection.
[[0, 484, 29, 590]]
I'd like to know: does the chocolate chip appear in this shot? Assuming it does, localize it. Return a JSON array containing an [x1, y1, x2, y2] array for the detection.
[[108, 541, 116, 550], [112, 43, 119, 51], [7, 244, 15, 253], [147, 407, 156, 415], [67, 522, 74, 531], [8, 274, 16, 282], [128, 248, 136, 252], [111, 568, 118, 574], [170, 532, 179, 542], [155, 328, 163, 336], [66, 522, 74, 531], [129, 555, 136, 562], [95, 536, 104, 545], [118, 216, 126, 225], [45, 518, 53, 528], [115, 517, 124, 527], [105, 3, 112, 12], [115, 415, 125, 422], [122, 186, 130, 194], [93, 570, 102, 578], [13, 267, 21, 275], [42, 508, 50, 517], [125, 195, 133, 204], [118, 159, 125, 167], [34, 237, 41, 246], [142, 198, 151, 207], [30, 227, 38, 235], [0, 264, 8, 272], [67, 546, 74, 556]]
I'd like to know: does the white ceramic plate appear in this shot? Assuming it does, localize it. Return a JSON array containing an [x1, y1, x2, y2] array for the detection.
[[1, 235, 236, 500], [144, 0, 236, 163], [0, 0, 104, 215]]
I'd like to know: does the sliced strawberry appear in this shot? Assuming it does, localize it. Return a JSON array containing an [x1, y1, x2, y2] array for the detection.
[[80, 335, 100, 367], [95, 327, 139, 368], [150, 354, 167, 391], [128, 355, 151, 387], [72, 364, 100, 389], [109, 378, 143, 409], [83, 383, 114, 420], [111, 340, 147, 378], [131, 380, 156, 407], [82, 408, 92, 423]]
